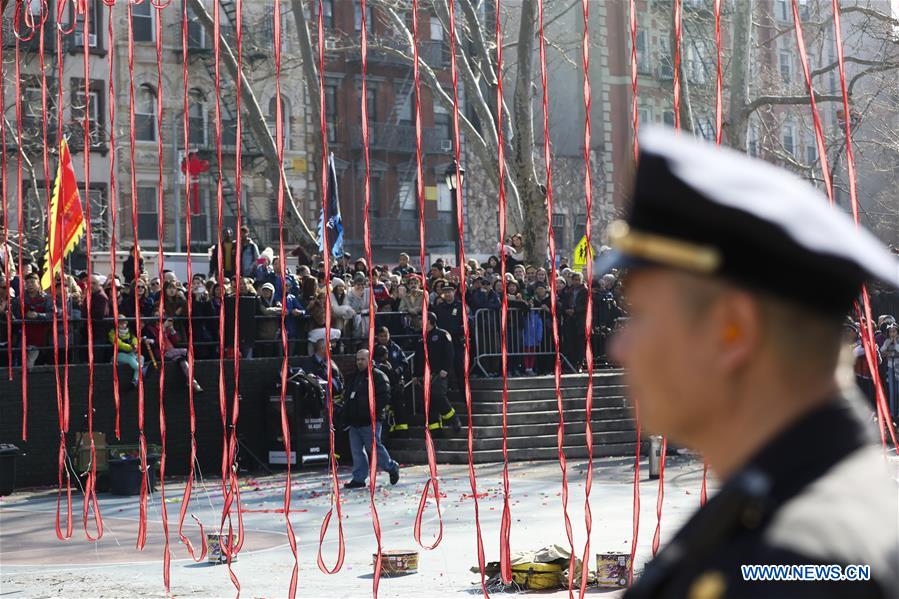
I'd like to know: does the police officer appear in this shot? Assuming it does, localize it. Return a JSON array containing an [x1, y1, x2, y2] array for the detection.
[[413, 312, 462, 433], [604, 128, 898, 598], [432, 283, 466, 387]]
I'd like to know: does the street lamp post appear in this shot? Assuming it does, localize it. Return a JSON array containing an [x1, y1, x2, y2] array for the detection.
[[444, 160, 465, 268]]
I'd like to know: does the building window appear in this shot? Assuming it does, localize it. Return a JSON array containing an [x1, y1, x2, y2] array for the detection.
[[71, 80, 105, 146], [779, 50, 792, 85], [368, 176, 382, 217], [86, 185, 110, 250], [137, 186, 158, 241], [321, 0, 334, 29], [397, 89, 413, 126], [267, 95, 291, 151], [22, 86, 44, 131], [687, 43, 706, 84], [365, 86, 377, 122], [637, 107, 652, 127], [782, 122, 795, 157], [635, 29, 650, 74], [658, 38, 673, 79], [747, 123, 759, 157], [73, 0, 102, 49], [354, 1, 373, 32], [551, 213, 567, 250], [805, 137, 818, 164], [135, 84, 156, 142], [188, 89, 207, 146], [775, 0, 789, 21], [434, 93, 451, 141], [131, 1, 154, 43], [662, 110, 675, 127], [436, 181, 452, 213], [187, 5, 206, 49], [325, 84, 338, 143]]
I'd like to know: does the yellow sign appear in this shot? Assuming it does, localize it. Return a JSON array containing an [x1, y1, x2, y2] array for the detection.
[[424, 186, 438, 201], [292, 157, 307, 173], [572, 235, 594, 271]]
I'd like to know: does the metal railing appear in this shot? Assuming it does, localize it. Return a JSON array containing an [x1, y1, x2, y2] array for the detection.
[[471, 307, 574, 377]]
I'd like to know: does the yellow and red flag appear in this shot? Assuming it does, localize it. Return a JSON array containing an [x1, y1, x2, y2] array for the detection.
[[40, 138, 85, 290]]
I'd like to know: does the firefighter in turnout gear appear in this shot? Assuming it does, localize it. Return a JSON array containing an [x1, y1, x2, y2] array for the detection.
[[413, 312, 462, 432], [376, 326, 410, 433]]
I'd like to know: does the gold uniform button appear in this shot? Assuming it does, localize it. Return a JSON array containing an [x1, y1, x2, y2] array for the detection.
[[688, 570, 727, 599]]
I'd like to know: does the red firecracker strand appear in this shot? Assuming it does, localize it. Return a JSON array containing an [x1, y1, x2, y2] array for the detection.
[[79, 0, 104, 543], [45, 0, 72, 542], [411, 0, 445, 553], [578, 0, 597, 594], [273, 1, 300, 595], [538, 0, 576, 593], [178, 0, 209, 564], [359, 5, 385, 596], [103, 0, 122, 440], [14, 20, 27, 441], [315, 0, 347, 577], [626, 0, 642, 582], [495, 0, 514, 586], [152, 2, 172, 590], [124, 0, 150, 552], [825, 1, 898, 452], [0, 4, 9, 378], [447, 0, 488, 590]]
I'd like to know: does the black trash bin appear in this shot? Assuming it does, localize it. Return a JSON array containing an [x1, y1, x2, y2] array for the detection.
[[0, 444, 21, 496], [108, 457, 157, 496]]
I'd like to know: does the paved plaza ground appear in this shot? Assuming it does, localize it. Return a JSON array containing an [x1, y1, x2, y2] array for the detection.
[[1, 454, 716, 598]]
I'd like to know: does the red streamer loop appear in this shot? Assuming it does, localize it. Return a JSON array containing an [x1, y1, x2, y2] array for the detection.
[[78, 0, 103, 543], [446, 0, 488, 590], [538, 1, 576, 593], [824, 1, 898, 451], [14, 29, 28, 441], [124, 0, 150, 552], [411, 0, 445, 553], [273, 1, 300, 596], [177, 0, 208, 564], [626, 0, 641, 582], [152, 3, 172, 589], [359, 6, 386, 597], [105, 0, 122, 441], [314, 0, 347, 577], [493, 0, 514, 585], [578, 1, 597, 595], [50, 0, 73, 542]]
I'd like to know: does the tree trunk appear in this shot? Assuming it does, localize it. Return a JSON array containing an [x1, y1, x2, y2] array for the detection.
[[289, 0, 323, 184], [726, 0, 754, 150], [186, 0, 318, 255], [512, 0, 546, 264]]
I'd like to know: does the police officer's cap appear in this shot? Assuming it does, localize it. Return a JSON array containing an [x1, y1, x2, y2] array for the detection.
[[427, 311, 438, 326], [596, 127, 899, 316]]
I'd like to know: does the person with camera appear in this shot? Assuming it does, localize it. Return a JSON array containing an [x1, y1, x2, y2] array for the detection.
[[342, 349, 400, 489], [881, 324, 899, 419]]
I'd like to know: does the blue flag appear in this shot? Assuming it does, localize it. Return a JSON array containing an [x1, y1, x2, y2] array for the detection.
[[318, 152, 344, 257]]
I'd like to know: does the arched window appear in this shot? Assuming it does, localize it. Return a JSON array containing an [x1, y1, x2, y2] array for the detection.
[[267, 95, 291, 151], [135, 84, 157, 142], [188, 89, 207, 146]]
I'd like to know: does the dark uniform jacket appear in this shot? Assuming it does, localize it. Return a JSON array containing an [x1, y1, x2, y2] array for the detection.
[[433, 300, 464, 342], [413, 326, 455, 378], [625, 394, 898, 599], [344, 367, 391, 428]]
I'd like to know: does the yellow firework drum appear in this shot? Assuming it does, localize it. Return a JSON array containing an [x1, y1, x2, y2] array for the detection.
[[207, 533, 238, 564], [374, 550, 419, 576]]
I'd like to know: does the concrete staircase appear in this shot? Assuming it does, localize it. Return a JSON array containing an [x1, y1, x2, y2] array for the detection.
[[387, 370, 646, 464]]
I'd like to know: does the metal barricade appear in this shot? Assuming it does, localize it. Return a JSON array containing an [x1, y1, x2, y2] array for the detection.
[[471, 307, 574, 377]]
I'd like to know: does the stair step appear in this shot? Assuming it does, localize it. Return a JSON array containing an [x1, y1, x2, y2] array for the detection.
[[389, 441, 648, 465], [466, 384, 627, 403], [455, 394, 628, 415], [467, 371, 624, 390], [387, 431, 640, 452], [461, 406, 632, 427], [460, 418, 636, 439]]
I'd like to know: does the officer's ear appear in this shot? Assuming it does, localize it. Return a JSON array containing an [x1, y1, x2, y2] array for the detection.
[[713, 290, 763, 374]]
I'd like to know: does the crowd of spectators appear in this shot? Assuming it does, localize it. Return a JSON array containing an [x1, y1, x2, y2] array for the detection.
[[0, 227, 896, 417]]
